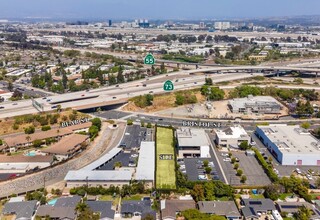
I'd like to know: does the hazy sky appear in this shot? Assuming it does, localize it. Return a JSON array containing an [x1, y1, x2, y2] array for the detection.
[[1, 0, 320, 20]]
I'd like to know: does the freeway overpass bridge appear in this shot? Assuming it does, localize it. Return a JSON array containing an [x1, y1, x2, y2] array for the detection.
[[1, 65, 320, 119]]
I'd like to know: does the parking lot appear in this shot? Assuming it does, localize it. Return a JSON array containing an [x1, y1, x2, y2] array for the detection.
[[120, 125, 147, 149], [179, 158, 220, 182], [97, 152, 133, 170], [232, 152, 271, 186]]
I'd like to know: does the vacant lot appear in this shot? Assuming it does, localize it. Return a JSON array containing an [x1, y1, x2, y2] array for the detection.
[[156, 127, 176, 189]]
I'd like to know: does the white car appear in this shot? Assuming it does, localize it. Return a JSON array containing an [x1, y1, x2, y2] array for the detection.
[[306, 174, 313, 180], [221, 153, 229, 157], [295, 168, 302, 174], [198, 175, 207, 180], [131, 154, 139, 158], [223, 158, 231, 162], [250, 141, 256, 146]]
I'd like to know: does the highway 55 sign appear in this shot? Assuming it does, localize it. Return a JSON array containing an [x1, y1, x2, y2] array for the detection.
[[163, 80, 174, 91], [144, 53, 155, 65]]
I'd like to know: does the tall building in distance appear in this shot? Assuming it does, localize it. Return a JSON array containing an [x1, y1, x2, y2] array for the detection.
[[214, 21, 230, 30], [199, 22, 205, 29], [108, 20, 112, 27]]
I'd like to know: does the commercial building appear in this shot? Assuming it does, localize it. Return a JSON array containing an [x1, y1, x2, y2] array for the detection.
[[214, 22, 230, 30], [135, 142, 155, 188], [41, 134, 90, 161], [215, 125, 250, 148], [64, 170, 133, 188], [228, 95, 282, 114], [256, 124, 320, 166], [176, 128, 211, 158]]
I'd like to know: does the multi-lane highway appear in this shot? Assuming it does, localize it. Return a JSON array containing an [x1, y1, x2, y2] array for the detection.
[[1, 63, 320, 118], [0, 71, 257, 118]]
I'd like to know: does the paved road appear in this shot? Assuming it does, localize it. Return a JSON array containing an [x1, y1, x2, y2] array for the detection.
[[0, 122, 126, 198]]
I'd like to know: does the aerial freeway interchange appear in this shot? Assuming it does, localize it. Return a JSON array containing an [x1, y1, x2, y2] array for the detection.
[[1, 64, 320, 119]]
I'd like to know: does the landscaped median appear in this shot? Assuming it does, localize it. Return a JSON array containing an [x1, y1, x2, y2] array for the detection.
[[155, 126, 176, 189]]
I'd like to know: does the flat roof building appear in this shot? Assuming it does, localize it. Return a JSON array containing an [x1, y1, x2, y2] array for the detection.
[[176, 127, 211, 158], [256, 124, 320, 166], [228, 95, 282, 114], [64, 170, 133, 188], [215, 125, 250, 148], [135, 142, 155, 188]]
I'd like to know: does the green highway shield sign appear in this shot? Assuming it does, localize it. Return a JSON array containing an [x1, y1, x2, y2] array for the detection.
[[144, 53, 155, 65], [163, 80, 174, 91]]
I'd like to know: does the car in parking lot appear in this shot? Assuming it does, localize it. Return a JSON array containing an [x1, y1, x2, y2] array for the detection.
[[212, 175, 220, 180], [221, 153, 229, 157], [0, 106, 4, 109], [128, 163, 136, 167], [198, 175, 207, 180], [131, 154, 138, 158], [223, 158, 231, 162]]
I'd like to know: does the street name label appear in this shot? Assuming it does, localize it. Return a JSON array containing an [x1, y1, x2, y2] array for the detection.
[[182, 120, 221, 128], [163, 80, 174, 91], [61, 118, 90, 128], [144, 53, 155, 65], [159, 154, 173, 160]]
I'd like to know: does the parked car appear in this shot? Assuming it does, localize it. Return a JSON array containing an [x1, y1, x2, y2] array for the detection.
[[223, 158, 231, 162], [221, 153, 229, 157], [296, 168, 302, 174]]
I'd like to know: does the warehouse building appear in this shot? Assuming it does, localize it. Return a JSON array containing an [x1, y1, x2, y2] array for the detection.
[[215, 125, 250, 148], [135, 142, 155, 188], [228, 95, 282, 114], [176, 128, 211, 158], [256, 124, 320, 166]]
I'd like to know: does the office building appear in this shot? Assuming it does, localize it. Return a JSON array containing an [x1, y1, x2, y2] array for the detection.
[[176, 128, 211, 158], [215, 125, 250, 148], [228, 95, 282, 114]]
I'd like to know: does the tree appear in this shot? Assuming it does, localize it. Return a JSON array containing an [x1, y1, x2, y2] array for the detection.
[[236, 169, 243, 176], [117, 66, 125, 83], [233, 163, 239, 170], [294, 205, 312, 220], [203, 160, 209, 167], [301, 122, 310, 129], [146, 122, 152, 128], [264, 184, 282, 200], [89, 125, 99, 138], [239, 141, 250, 150], [127, 119, 133, 125], [62, 71, 68, 90], [108, 74, 117, 85], [24, 126, 35, 134], [91, 118, 102, 131], [205, 167, 212, 174], [191, 184, 205, 202], [315, 177, 320, 189], [241, 175, 247, 183], [205, 78, 213, 85], [114, 161, 122, 169], [7, 81, 13, 91], [33, 139, 42, 148], [41, 125, 51, 131]]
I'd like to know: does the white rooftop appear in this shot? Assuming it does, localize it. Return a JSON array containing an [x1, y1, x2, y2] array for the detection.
[[215, 125, 249, 139], [177, 128, 210, 147], [258, 124, 320, 154], [136, 141, 155, 181], [64, 170, 132, 181], [81, 147, 122, 171]]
